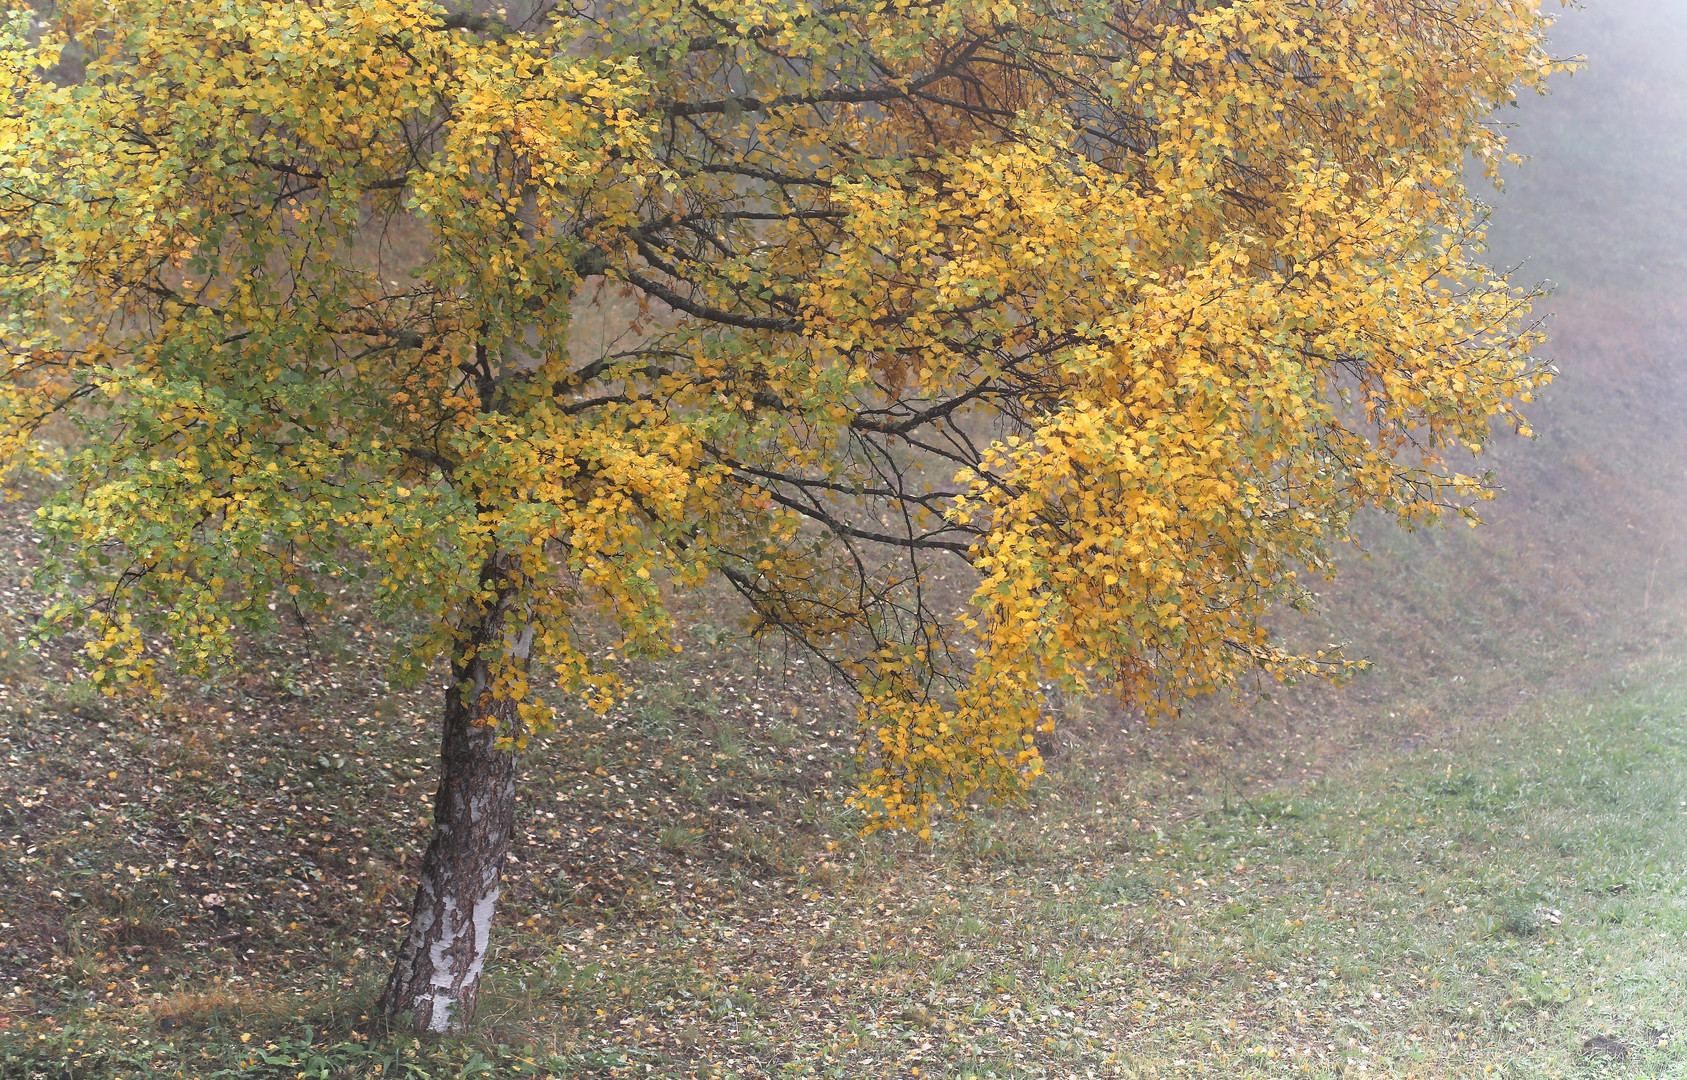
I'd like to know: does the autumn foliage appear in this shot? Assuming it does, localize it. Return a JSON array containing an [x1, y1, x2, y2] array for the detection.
[[0, 0, 1563, 822], [0, 0, 1561, 1026]]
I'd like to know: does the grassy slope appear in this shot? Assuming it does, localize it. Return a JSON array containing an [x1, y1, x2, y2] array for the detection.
[[6, 592, 1687, 1080], [9, 1, 1687, 1078]]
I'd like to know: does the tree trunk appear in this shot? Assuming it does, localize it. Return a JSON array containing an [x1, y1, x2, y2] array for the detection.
[[379, 582, 530, 1033]]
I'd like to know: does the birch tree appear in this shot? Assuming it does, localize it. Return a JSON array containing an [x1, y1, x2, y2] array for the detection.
[[0, 0, 1561, 1031]]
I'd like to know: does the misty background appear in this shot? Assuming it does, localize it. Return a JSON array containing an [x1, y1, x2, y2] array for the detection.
[[1141, 0, 1687, 785]]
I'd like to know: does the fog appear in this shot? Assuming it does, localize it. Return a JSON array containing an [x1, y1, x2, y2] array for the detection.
[[1172, 0, 1687, 763], [1469, 0, 1687, 671], [1487, 0, 1687, 291]]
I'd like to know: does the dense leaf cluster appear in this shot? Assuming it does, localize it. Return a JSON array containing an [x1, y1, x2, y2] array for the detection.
[[0, 0, 1560, 827]]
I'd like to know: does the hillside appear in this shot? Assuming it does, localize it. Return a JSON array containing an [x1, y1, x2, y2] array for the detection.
[[6, 1, 1687, 1078]]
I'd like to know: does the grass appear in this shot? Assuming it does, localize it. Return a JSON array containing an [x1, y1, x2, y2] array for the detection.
[[6, 3, 1687, 1077], [486, 659, 1687, 1080], [7, 593, 1687, 1079]]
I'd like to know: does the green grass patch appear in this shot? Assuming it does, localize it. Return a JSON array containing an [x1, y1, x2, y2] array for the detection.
[[9, 653, 1687, 1078]]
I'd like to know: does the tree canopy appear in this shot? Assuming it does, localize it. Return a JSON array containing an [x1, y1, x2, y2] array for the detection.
[[0, 0, 1557, 830]]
